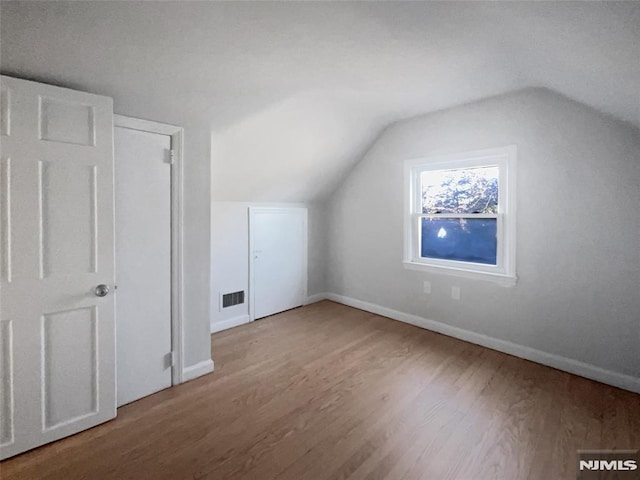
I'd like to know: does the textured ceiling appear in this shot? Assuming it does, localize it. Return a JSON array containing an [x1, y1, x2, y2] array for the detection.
[[2, 1, 638, 201]]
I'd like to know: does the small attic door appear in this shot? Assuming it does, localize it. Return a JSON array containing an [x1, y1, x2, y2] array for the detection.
[[249, 207, 307, 320]]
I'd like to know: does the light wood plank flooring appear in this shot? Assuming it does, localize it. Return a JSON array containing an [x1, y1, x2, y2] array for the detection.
[[1, 300, 638, 479]]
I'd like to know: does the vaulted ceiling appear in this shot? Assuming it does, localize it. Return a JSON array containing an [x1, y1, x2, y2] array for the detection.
[[2, 1, 638, 201]]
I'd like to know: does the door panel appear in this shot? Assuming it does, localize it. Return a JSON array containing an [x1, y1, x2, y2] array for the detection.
[[0, 319, 13, 446], [39, 96, 96, 146], [250, 208, 307, 320], [2, 156, 42, 280], [43, 307, 98, 430], [0, 84, 10, 136], [41, 162, 98, 276], [114, 124, 172, 407], [0, 75, 115, 460]]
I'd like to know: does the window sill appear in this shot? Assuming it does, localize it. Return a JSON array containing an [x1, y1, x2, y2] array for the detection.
[[402, 261, 517, 287]]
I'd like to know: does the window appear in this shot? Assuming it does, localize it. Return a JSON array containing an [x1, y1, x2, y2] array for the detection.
[[404, 146, 516, 286]]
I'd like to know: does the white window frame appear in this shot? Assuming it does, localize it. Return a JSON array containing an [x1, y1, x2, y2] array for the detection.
[[403, 146, 517, 286]]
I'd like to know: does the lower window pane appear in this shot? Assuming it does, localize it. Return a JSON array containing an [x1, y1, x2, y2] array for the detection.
[[421, 218, 497, 265]]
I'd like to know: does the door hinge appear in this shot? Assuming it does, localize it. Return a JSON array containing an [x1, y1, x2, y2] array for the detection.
[[166, 149, 175, 165], [165, 351, 175, 369]]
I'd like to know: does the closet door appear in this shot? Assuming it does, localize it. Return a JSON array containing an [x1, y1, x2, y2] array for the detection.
[[250, 207, 307, 320], [114, 120, 173, 407], [0, 75, 116, 459]]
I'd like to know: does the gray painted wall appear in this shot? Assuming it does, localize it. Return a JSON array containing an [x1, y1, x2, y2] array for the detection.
[[325, 88, 640, 378], [180, 121, 213, 368], [307, 202, 330, 297]]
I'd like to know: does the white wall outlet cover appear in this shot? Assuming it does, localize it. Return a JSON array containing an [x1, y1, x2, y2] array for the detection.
[[423, 281, 431, 294]]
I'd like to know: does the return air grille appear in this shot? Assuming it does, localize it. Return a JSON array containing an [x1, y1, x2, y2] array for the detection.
[[222, 290, 245, 308]]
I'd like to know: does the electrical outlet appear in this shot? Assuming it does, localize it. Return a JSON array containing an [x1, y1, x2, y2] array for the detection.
[[423, 281, 431, 294], [451, 286, 461, 300]]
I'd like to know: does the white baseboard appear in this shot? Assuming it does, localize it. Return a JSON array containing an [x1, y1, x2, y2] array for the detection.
[[325, 293, 640, 394], [304, 293, 328, 305], [182, 359, 215, 383], [210, 314, 251, 333]]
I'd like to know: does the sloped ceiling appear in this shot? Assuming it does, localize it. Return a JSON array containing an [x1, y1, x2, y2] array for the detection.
[[2, 1, 638, 201]]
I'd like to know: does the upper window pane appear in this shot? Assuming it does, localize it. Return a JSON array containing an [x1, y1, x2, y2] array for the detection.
[[421, 165, 499, 214]]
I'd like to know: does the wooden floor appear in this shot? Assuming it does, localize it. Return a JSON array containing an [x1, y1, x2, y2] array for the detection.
[[2, 300, 638, 480]]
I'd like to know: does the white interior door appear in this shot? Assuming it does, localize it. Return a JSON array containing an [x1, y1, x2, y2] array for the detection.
[[0, 75, 116, 460], [250, 207, 307, 320], [114, 121, 172, 407]]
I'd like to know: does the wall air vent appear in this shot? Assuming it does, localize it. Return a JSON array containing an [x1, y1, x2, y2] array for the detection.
[[222, 290, 245, 308]]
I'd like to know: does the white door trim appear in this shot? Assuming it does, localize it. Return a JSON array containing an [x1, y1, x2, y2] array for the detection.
[[113, 114, 185, 385], [248, 206, 308, 322]]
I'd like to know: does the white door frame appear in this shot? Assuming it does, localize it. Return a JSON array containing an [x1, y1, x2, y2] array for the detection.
[[113, 114, 185, 384], [248, 206, 308, 322]]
